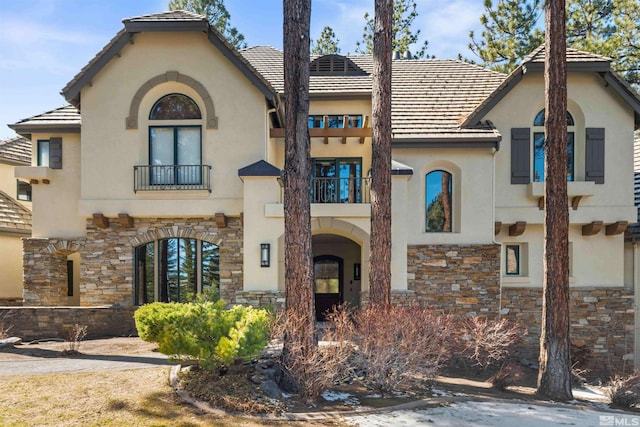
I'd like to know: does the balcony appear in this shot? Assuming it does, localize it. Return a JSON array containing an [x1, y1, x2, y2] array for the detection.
[[134, 165, 212, 192], [280, 177, 371, 204]]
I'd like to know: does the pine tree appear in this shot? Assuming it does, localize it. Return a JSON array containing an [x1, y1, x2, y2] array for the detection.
[[537, 0, 573, 402], [369, 0, 393, 306], [311, 26, 341, 55], [281, 0, 316, 396], [168, 0, 247, 50], [468, 0, 544, 73], [355, 0, 431, 58]]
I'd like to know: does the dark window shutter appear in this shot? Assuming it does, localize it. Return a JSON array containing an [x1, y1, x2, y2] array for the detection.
[[585, 128, 605, 184], [511, 128, 530, 184], [49, 137, 62, 169]]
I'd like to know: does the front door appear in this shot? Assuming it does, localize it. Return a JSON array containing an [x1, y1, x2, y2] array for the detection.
[[313, 255, 343, 321]]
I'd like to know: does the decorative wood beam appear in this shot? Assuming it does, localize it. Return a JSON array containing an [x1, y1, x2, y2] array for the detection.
[[92, 213, 109, 229], [582, 221, 603, 236], [571, 196, 583, 210], [509, 221, 527, 236], [215, 212, 227, 228], [538, 197, 545, 210], [270, 127, 372, 139], [118, 213, 134, 228], [360, 115, 370, 144], [42, 179, 50, 185], [494, 221, 502, 236], [29, 179, 38, 185], [606, 221, 628, 236]]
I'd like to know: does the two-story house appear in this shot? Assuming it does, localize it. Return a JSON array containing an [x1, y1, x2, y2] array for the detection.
[[9, 11, 640, 373], [0, 136, 31, 305]]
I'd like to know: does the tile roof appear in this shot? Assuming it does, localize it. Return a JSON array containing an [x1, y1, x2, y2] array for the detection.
[[9, 105, 80, 135], [122, 10, 207, 22], [524, 45, 612, 65], [0, 136, 31, 165], [0, 190, 31, 235], [242, 46, 506, 140]]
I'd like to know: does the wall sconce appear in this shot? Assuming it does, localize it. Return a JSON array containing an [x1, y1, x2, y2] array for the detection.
[[260, 243, 270, 267], [354, 263, 361, 280]]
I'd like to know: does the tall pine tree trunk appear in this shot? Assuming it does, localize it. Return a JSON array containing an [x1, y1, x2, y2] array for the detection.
[[369, 0, 393, 306], [282, 0, 315, 357], [537, 0, 573, 402]]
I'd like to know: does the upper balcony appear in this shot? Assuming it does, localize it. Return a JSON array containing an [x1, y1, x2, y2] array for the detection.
[[133, 164, 212, 192], [279, 176, 371, 204]]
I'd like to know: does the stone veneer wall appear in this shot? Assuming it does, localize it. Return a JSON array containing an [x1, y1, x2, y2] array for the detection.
[[235, 290, 285, 310], [502, 287, 635, 375], [22, 217, 243, 307], [406, 244, 501, 317], [23, 238, 81, 305], [0, 306, 137, 340]]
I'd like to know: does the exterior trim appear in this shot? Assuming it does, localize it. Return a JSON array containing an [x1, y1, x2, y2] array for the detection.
[[61, 30, 133, 107], [61, 19, 278, 110], [392, 137, 501, 149], [126, 71, 218, 129]]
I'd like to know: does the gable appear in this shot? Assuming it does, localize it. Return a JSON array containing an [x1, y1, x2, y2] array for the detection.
[[61, 11, 277, 109]]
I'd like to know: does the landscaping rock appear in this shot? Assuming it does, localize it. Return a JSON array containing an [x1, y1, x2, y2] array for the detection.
[[259, 379, 283, 399], [0, 337, 22, 349]]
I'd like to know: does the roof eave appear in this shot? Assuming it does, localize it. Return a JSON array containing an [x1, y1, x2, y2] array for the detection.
[[8, 123, 81, 139], [123, 20, 209, 33], [392, 135, 501, 150], [601, 72, 640, 129], [524, 61, 611, 73], [61, 30, 133, 107], [459, 67, 523, 129]]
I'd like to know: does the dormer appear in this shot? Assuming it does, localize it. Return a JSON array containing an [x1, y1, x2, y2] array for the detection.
[[310, 55, 368, 76]]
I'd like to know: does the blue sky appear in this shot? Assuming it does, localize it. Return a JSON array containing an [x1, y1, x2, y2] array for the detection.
[[0, 0, 488, 139]]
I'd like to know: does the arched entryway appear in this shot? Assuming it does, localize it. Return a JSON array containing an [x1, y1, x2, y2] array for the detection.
[[312, 233, 362, 320]]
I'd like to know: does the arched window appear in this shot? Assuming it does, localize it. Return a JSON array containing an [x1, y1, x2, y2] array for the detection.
[[134, 238, 219, 304], [425, 170, 452, 232], [533, 109, 575, 182], [149, 94, 201, 120], [148, 93, 203, 187]]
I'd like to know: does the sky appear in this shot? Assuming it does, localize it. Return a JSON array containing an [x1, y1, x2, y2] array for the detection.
[[0, 0, 487, 139]]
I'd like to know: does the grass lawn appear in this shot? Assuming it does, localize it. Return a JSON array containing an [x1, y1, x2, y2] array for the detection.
[[0, 367, 339, 427]]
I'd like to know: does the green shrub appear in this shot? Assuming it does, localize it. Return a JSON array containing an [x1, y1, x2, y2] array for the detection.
[[137, 301, 272, 371], [134, 302, 190, 342]]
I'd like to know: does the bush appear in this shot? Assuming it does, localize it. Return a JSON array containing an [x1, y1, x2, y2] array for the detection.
[[272, 308, 354, 402], [134, 302, 190, 342], [461, 317, 526, 369], [140, 301, 272, 371], [607, 372, 640, 408], [332, 305, 458, 393]]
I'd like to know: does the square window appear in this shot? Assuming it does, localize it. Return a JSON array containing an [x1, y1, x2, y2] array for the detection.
[[505, 245, 520, 275]]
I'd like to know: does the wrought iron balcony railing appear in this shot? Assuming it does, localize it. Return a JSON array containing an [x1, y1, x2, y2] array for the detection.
[[302, 177, 371, 203], [134, 165, 212, 192]]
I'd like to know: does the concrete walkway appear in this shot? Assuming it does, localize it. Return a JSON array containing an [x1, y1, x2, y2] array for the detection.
[[0, 337, 173, 375]]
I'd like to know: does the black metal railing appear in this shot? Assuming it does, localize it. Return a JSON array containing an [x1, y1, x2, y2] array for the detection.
[[310, 177, 371, 203], [134, 165, 212, 192]]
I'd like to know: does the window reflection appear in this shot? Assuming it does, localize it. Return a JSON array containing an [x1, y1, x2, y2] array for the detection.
[[135, 238, 219, 304], [425, 170, 452, 232], [149, 93, 201, 120]]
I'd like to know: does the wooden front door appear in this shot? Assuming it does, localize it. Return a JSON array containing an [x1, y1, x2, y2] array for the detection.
[[313, 255, 343, 321]]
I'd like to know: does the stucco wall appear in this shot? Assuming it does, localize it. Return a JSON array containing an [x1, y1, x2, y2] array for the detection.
[[77, 31, 267, 217], [0, 234, 24, 301]]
